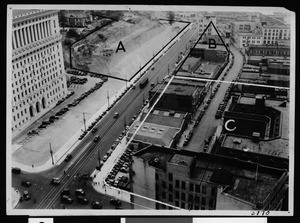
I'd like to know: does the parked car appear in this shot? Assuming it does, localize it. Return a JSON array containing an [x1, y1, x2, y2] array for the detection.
[[102, 155, 108, 162], [110, 198, 121, 206], [77, 195, 88, 204], [75, 188, 85, 196], [64, 154, 72, 162], [12, 167, 21, 174], [61, 195, 73, 204], [91, 201, 102, 209], [23, 190, 31, 201], [21, 180, 32, 187], [91, 128, 98, 133]]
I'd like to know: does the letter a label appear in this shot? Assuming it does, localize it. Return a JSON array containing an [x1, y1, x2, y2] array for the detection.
[[208, 39, 217, 49], [116, 41, 126, 53]]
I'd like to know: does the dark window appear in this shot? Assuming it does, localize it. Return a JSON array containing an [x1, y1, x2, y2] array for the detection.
[[181, 202, 185, 209], [162, 192, 166, 199], [209, 199, 214, 209], [202, 186, 206, 194], [175, 201, 179, 207], [196, 185, 200, 192], [162, 181, 166, 189], [195, 196, 200, 203], [168, 173, 173, 181], [168, 194, 173, 202], [175, 191, 179, 199], [201, 198, 206, 206], [188, 194, 193, 202], [181, 181, 186, 190], [169, 184, 173, 192], [175, 180, 180, 188], [189, 183, 194, 191], [181, 193, 186, 201], [211, 187, 217, 196]]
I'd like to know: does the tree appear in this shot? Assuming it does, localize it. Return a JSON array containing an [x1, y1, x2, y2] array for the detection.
[[168, 11, 175, 25], [66, 28, 81, 40]]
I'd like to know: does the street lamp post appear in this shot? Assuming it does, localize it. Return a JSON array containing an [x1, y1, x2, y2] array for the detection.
[[49, 143, 54, 165], [83, 112, 87, 132]]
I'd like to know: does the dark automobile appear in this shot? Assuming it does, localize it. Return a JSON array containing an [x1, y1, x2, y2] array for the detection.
[[91, 201, 102, 209], [77, 195, 88, 204], [94, 135, 100, 142], [91, 128, 98, 133], [12, 167, 21, 174], [110, 198, 121, 206], [61, 195, 73, 204], [21, 180, 32, 187], [64, 154, 72, 162], [61, 188, 70, 196], [51, 178, 61, 185], [75, 188, 85, 196]]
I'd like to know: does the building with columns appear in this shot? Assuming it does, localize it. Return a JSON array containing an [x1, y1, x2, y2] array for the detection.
[[11, 10, 68, 134]]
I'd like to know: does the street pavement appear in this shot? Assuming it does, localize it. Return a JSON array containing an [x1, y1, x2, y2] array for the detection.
[[182, 45, 244, 152]]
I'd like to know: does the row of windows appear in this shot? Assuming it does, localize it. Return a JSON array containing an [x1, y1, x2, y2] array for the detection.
[[263, 29, 289, 33], [156, 174, 217, 196], [13, 13, 55, 28], [156, 193, 215, 210]]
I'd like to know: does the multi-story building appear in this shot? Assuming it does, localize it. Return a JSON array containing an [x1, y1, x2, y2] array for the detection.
[[261, 24, 290, 45], [149, 79, 206, 114], [198, 15, 218, 36], [11, 10, 67, 134], [233, 30, 263, 48], [247, 44, 290, 57], [131, 145, 288, 210]]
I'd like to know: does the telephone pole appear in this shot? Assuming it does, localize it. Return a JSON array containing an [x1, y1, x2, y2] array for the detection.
[[49, 143, 54, 165], [83, 112, 86, 132]]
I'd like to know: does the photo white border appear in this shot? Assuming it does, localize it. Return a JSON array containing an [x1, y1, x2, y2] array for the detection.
[[6, 4, 295, 217]]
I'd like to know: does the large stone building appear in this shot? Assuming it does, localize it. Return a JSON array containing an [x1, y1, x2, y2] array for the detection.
[[11, 10, 67, 134], [131, 145, 288, 210]]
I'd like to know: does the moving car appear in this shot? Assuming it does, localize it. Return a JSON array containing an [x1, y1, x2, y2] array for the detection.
[[75, 188, 85, 196], [21, 180, 32, 187], [51, 177, 61, 185], [94, 135, 100, 142], [110, 198, 121, 206], [113, 112, 119, 118]]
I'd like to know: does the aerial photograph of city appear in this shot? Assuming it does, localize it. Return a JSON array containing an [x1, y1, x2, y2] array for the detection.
[[7, 5, 294, 215]]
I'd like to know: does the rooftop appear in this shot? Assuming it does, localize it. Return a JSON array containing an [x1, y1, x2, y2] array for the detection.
[[240, 72, 290, 82], [134, 145, 287, 205], [12, 9, 40, 18], [150, 82, 199, 96], [194, 43, 228, 52]]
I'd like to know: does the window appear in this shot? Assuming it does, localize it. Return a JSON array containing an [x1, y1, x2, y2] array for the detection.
[[175, 191, 179, 199], [201, 198, 206, 206], [188, 194, 193, 202], [175, 180, 179, 188], [168, 194, 173, 202], [196, 185, 200, 192], [169, 184, 173, 192], [175, 201, 179, 207], [162, 181, 166, 189], [181, 181, 186, 190], [168, 173, 173, 181], [189, 183, 194, 191], [211, 187, 217, 196], [202, 186, 206, 194], [195, 196, 200, 203], [162, 192, 166, 199], [181, 202, 185, 209], [209, 199, 214, 209], [181, 193, 185, 201]]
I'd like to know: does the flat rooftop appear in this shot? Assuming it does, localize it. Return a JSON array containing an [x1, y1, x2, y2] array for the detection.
[[12, 9, 40, 18], [134, 146, 287, 205], [194, 43, 228, 52], [181, 57, 200, 71], [141, 109, 186, 129], [240, 72, 290, 82], [151, 83, 199, 96]]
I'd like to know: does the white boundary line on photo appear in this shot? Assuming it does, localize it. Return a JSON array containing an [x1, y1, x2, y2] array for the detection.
[[6, 4, 295, 217]]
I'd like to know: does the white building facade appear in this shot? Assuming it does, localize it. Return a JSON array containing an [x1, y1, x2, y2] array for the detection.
[[11, 10, 68, 134], [262, 25, 290, 45]]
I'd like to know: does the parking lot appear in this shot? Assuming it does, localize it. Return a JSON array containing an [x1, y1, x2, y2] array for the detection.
[[12, 73, 125, 169]]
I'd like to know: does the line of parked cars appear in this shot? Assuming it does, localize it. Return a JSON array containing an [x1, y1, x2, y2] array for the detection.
[[215, 83, 234, 119], [68, 76, 88, 85], [67, 69, 88, 76]]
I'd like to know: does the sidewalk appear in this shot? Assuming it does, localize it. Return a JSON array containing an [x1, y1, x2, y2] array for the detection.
[[11, 187, 20, 209]]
